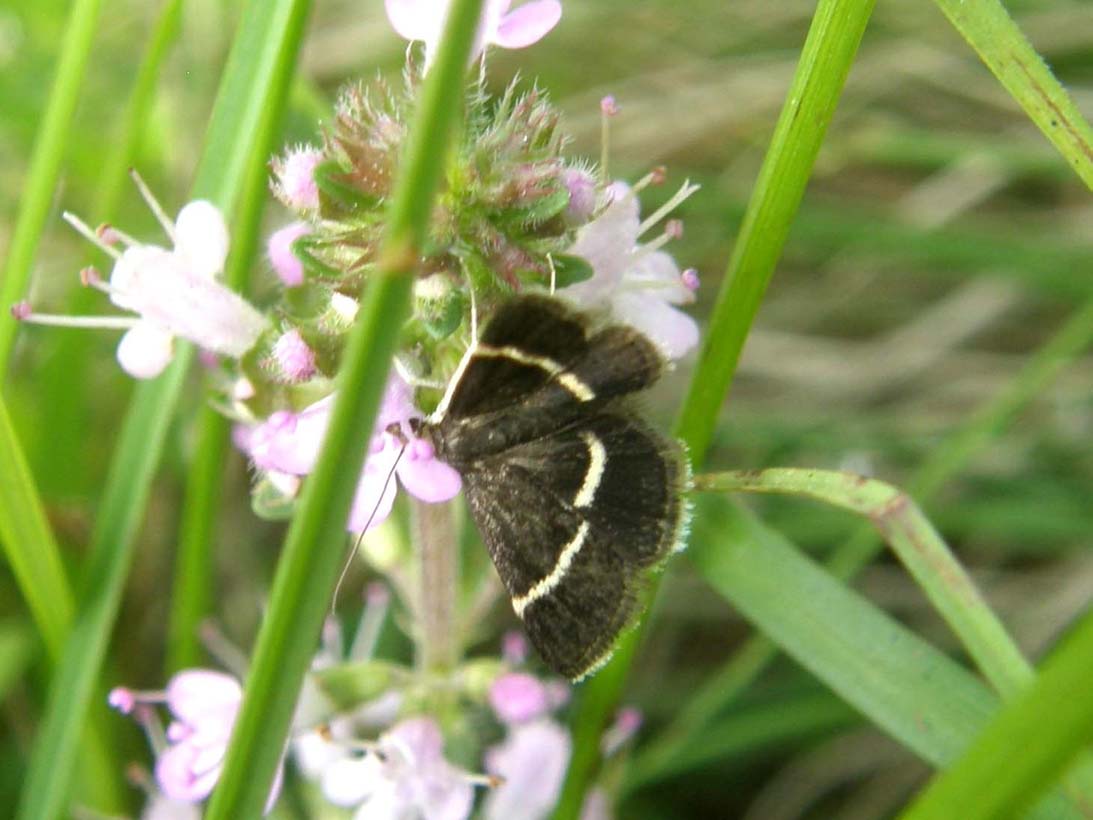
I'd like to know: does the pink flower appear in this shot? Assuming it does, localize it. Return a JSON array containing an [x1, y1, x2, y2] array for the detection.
[[562, 181, 700, 359], [246, 372, 462, 531], [489, 672, 551, 724], [321, 717, 475, 820], [108, 670, 284, 811], [600, 706, 642, 756], [18, 191, 267, 379], [140, 793, 203, 820], [271, 328, 317, 381], [483, 719, 571, 820], [272, 145, 323, 210], [267, 221, 310, 287], [563, 167, 597, 224], [385, 0, 562, 67]]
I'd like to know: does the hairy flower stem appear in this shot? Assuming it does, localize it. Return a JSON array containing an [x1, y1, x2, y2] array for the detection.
[[412, 498, 459, 674]]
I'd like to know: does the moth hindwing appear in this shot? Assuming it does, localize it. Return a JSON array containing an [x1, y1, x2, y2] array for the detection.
[[419, 295, 691, 680]]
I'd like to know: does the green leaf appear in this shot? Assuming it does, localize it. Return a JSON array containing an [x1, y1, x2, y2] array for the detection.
[[204, 2, 487, 816], [0, 395, 73, 659], [625, 690, 859, 791], [315, 158, 384, 216], [900, 608, 1093, 820], [548, 253, 594, 288], [697, 469, 1034, 699], [932, 0, 1093, 190], [688, 495, 1080, 820], [313, 660, 408, 712], [13, 0, 312, 815], [0, 619, 36, 703], [0, 0, 106, 372]]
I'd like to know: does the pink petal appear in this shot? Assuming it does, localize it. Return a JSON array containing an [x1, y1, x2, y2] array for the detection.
[[420, 775, 474, 820], [611, 292, 699, 360], [275, 147, 322, 211], [272, 329, 317, 382], [267, 222, 310, 287], [627, 249, 693, 305], [174, 200, 229, 279], [165, 670, 242, 723], [385, 716, 446, 766], [321, 754, 384, 806], [348, 446, 400, 532], [492, 0, 562, 48], [109, 245, 172, 312], [396, 452, 463, 503], [155, 742, 222, 802], [384, 0, 445, 42], [489, 673, 550, 724], [564, 186, 641, 305], [249, 397, 335, 475], [483, 720, 571, 820], [378, 370, 416, 430], [141, 792, 203, 820], [116, 321, 174, 379]]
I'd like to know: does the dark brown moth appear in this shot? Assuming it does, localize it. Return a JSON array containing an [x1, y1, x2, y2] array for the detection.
[[414, 295, 690, 680]]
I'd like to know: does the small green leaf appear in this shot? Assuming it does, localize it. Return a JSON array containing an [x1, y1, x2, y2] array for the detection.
[[251, 477, 298, 521], [315, 158, 383, 216], [548, 253, 594, 288], [313, 660, 408, 711]]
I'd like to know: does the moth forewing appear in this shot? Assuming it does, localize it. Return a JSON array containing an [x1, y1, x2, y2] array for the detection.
[[419, 295, 690, 680]]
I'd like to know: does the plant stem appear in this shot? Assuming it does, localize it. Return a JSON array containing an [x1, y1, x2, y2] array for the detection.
[[694, 468, 1034, 698], [413, 499, 459, 674]]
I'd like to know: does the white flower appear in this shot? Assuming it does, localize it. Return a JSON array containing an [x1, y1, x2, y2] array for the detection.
[[562, 181, 700, 359], [321, 717, 475, 820], [483, 719, 571, 820], [106, 200, 267, 377], [15, 176, 268, 379], [386, 0, 562, 68]]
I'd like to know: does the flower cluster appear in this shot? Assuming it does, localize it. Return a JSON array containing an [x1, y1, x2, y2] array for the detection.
[[111, 624, 641, 820], [25, 1, 706, 816]]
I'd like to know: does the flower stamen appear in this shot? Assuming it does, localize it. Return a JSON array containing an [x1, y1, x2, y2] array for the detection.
[[62, 211, 121, 260], [11, 303, 138, 330], [129, 167, 177, 243], [637, 179, 699, 237]]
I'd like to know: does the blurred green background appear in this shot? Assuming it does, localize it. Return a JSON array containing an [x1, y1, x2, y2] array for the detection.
[[1, 0, 1091, 817]]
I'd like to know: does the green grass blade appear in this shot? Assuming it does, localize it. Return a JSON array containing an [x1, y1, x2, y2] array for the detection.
[[0, 619, 35, 702], [166, 4, 301, 674], [0, 0, 105, 373], [690, 495, 993, 767], [698, 469, 1034, 698], [15, 358, 192, 820], [688, 495, 1080, 820], [624, 691, 859, 791], [900, 608, 1093, 820], [13, 0, 312, 816], [0, 394, 73, 658], [31, 0, 184, 499], [554, 1, 877, 815], [933, 0, 1093, 190], [203, 2, 484, 816]]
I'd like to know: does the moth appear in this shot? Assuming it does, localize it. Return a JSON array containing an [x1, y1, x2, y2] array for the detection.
[[414, 295, 691, 680]]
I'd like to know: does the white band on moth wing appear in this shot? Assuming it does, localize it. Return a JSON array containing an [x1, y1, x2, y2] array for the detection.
[[573, 431, 606, 508], [512, 520, 591, 617]]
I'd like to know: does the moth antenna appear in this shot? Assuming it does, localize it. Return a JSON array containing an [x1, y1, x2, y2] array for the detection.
[[330, 443, 406, 615], [547, 253, 557, 295]]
